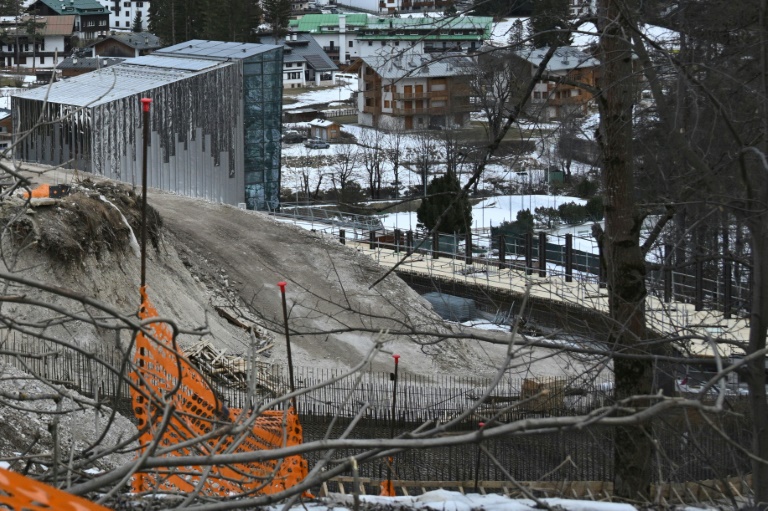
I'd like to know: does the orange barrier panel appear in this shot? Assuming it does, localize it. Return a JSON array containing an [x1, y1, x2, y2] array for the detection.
[[22, 184, 50, 199], [0, 467, 113, 510], [130, 286, 308, 496]]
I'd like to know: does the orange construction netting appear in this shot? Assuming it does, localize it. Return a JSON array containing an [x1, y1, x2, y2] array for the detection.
[[129, 286, 308, 496], [0, 466, 113, 511]]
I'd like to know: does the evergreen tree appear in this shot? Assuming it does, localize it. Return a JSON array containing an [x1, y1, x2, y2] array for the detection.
[[0, 0, 20, 16], [528, 0, 571, 48], [262, 0, 291, 40], [416, 170, 472, 234], [132, 11, 143, 32], [149, 0, 205, 45], [203, 0, 261, 42]]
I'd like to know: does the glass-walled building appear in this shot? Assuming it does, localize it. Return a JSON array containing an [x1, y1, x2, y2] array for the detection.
[[13, 40, 283, 211]]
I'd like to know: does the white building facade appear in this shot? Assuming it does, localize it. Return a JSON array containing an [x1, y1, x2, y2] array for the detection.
[[96, 0, 150, 30]]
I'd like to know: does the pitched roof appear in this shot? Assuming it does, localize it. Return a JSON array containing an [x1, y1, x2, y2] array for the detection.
[[0, 15, 74, 36], [56, 56, 125, 69], [39, 15, 75, 35], [357, 15, 493, 41], [288, 13, 369, 33], [31, 0, 109, 15], [89, 32, 162, 50], [515, 46, 600, 72], [154, 39, 282, 60], [361, 51, 473, 79], [14, 40, 283, 108], [258, 33, 336, 72]]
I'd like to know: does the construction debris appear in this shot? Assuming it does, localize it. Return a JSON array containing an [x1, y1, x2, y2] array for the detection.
[[183, 339, 283, 395]]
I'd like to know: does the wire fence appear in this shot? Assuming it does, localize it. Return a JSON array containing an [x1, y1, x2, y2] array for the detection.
[[268, 211, 752, 332], [0, 333, 753, 486]]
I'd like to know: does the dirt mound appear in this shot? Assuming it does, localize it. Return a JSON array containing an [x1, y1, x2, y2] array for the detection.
[[2, 180, 162, 265]]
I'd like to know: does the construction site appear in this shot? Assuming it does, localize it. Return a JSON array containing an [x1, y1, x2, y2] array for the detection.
[[0, 163, 756, 510]]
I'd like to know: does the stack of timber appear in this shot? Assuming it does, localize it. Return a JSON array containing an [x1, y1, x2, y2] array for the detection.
[[183, 339, 281, 395]]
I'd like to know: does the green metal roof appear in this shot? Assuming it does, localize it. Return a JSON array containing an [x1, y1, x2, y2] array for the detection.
[[288, 14, 369, 33], [289, 14, 493, 40], [34, 0, 109, 15]]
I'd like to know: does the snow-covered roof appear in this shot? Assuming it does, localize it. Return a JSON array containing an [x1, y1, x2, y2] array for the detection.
[[361, 51, 473, 79], [308, 118, 337, 127], [515, 46, 600, 72]]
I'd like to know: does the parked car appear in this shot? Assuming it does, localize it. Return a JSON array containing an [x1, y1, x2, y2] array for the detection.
[[282, 130, 304, 144], [304, 138, 330, 149]]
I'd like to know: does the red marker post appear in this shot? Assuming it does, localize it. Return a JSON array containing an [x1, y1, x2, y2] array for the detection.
[[278, 281, 296, 408], [139, 97, 152, 292], [381, 354, 400, 497]]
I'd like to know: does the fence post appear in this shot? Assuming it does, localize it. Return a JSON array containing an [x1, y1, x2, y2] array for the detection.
[[369, 229, 376, 250], [465, 230, 473, 265], [525, 231, 533, 276], [499, 234, 506, 269], [339, 228, 345, 245], [565, 233, 573, 282], [538, 231, 547, 277], [406, 230, 414, 256], [664, 243, 672, 303], [394, 229, 401, 253], [432, 232, 440, 259], [722, 228, 731, 319], [695, 257, 703, 311]]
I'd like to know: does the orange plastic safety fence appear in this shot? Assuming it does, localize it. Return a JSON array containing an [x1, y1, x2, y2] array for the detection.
[[129, 286, 308, 497], [22, 184, 50, 199], [0, 467, 112, 511]]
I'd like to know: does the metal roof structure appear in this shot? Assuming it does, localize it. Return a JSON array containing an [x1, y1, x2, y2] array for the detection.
[[360, 51, 473, 79], [30, 0, 108, 15], [515, 46, 600, 73], [15, 55, 224, 107], [56, 55, 124, 69], [259, 34, 336, 72], [87, 32, 162, 51], [0, 14, 75, 36], [288, 13, 369, 33], [154, 40, 282, 60], [16, 39, 284, 107], [357, 15, 493, 40]]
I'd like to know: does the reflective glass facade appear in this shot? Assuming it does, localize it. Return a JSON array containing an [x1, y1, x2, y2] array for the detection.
[[243, 47, 283, 211]]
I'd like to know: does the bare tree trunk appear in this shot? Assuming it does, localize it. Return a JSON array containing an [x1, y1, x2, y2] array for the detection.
[[597, 0, 653, 499], [747, 222, 768, 505]]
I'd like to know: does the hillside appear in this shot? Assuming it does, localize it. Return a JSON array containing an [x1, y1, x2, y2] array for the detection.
[[0, 171, 518, 379]]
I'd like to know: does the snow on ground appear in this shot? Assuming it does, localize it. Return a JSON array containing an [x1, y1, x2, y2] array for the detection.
[[283, 76, 357, 110], [277, 58, 601, 251], [272, 491, 655, 511]]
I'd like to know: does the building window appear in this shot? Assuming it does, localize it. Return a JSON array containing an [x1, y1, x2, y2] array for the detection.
[[368, 41, 372, 46], [285, 63, 291, 67], [348, 40, 353, 47], [123, 1, 130, 6], [384, 100, 390, 108], [115, 21, 120, 26], [39, 56, 44, 63], [124, 10, 129, 16], [395, 41, 399, 46], [99, 19, 106, 25], [137, 1, 143, 5], [23, 43, 29, 52], [87, 20, 95, 26]]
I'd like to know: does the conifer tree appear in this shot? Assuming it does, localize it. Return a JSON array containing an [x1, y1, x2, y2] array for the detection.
[[262, 0, 292, 40], [528, 0, 571, 48], [132, 11, 143, 32], [417, 170, 472, 234]]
